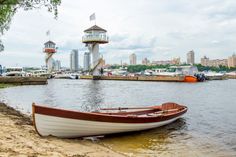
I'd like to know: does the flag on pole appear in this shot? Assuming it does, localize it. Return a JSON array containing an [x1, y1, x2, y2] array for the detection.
[[46, 30, 50, 36], [90, 13, 96, 21]]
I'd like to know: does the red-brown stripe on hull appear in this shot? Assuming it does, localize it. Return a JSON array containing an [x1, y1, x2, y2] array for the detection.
[[32, 104, 187, 124]]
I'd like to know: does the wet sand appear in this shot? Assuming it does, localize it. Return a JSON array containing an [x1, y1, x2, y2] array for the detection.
[[0, 103, 125, 157]]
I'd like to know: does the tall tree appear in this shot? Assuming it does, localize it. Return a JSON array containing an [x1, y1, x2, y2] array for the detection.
[[0, 0, 61, 52]]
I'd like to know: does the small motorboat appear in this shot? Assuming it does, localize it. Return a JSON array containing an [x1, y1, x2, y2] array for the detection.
[[32, 102, 187, 138]]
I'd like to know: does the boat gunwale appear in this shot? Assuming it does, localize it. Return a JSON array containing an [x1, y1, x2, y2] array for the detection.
[[32, 103, 187, 124]]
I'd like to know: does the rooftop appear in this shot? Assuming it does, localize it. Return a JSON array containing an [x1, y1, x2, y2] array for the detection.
[[84, 25, 107, 33], [44, 40, 56, 45]]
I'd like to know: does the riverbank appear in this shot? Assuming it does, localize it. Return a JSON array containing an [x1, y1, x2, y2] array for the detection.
[[0, 77, 47, 85], [0, 102, 125, 157], [0, 83, 16, 89]]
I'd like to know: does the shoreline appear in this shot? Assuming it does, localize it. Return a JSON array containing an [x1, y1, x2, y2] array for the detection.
[[0, 102, 125, 157]]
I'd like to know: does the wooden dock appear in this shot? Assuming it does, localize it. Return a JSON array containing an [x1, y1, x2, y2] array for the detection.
[[0, 77, 48, 85], [80, 75, 185, 82], [226, 75, 236, 79]]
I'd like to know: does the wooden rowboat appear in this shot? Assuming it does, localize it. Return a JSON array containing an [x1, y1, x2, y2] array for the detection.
[[32, 102, 187, 138]]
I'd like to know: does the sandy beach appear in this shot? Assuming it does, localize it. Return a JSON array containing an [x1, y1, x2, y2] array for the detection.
[[0, 102, 125, 157]]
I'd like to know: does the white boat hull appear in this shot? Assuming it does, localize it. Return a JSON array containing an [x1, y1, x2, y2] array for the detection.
[[35, 113, 183, 138]]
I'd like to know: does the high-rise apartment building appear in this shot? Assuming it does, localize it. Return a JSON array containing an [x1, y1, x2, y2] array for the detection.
[[142, 57, 150, 65], [83, 52, 90, 71], [201, 56, 209, 66], [187, 50, 195, 65], [228, 54, 236, 68], [70, 49, 79, 72], [129, 53, 137, 65], [54, 60, 61, 71]]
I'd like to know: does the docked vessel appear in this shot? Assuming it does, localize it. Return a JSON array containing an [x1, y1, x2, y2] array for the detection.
[[31, 70, 54, 79], [54, 73, 79, 79], [226, 71, 236, 79], [154, 66, 205, 82], [32, 102, 187, 138], [2, 67, 27, 77], [203, 71, 226, 80]]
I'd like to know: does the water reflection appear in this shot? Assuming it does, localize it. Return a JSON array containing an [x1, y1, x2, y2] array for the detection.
[[81, 80, 104, 112], [101, 118, 188, 154], [43, 82, 56, 107]]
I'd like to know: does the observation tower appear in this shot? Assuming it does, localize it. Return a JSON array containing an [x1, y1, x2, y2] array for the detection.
[[43, 40, 57, 73], [82, 25, 109, 76]]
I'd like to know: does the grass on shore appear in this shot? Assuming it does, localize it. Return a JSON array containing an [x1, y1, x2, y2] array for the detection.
[[0, 83, 16, 89]]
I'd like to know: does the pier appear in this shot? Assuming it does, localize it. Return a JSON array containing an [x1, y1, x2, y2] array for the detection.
[[80, 75, 185, 82], [0, 77, 47, 85]]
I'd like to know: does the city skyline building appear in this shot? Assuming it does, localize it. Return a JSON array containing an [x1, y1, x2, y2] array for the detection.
[[70, 49, 79, 72], [187, 50, 195, 65], [129, 53, 137, 65], [151, 57, 181, 65], [228, 54, 236, 68], [201, 56, 209, 66], [54, 60, 61, 71], [83, 52, 90, 71], [142, 57, 150, 65], [172, 57, 181, 65], [200, 56, 228, 67]]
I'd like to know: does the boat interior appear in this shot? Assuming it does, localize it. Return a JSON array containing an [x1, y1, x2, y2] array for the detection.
[[93, 103, 186, 117]]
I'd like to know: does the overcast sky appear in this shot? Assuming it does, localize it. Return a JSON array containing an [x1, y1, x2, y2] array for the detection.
[[1, 0, 236, 67]]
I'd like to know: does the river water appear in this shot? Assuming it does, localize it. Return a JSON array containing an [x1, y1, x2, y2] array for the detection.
[[0, 79, 235, 156]]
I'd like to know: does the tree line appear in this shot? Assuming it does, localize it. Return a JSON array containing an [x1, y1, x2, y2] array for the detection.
[[109, 64, 236, 73]]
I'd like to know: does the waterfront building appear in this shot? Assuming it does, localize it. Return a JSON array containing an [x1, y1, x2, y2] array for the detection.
[[43, 40, 57, 73], [129, 53, 137, 65], [151, 58, 180, 65], [142, 58, 150, 65], [187, 50, 195, 65], [201, 56, 228, 67], [83, 52, 90, 71], [82, 24, 109, 76], [201, 56, 209, 66], [152, 60, 171, 65], [172, 57, 181, 65], [228, 54, 236, 67], [209, 59, 228, 67], [70, 49, 79, 72]]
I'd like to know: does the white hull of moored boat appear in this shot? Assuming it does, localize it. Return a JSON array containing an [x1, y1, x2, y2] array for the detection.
[[34, 113, 182, 138]]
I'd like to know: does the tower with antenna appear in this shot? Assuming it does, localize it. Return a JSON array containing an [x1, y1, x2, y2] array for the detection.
[[43, 40, 57, 73], [82, 25, 109, 77]]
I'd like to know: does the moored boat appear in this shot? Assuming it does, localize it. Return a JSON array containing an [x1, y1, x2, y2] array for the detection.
[[2, 67, 27, 77], [32, 102, 187, 138], [226, 71, 236, 79], [203, 71, 226, 80]]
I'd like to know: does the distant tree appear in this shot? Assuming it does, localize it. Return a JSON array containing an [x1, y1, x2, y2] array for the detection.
[[0, 0, 61, 52], [108, 64, 236, 73], [195, 64, 236, 72]]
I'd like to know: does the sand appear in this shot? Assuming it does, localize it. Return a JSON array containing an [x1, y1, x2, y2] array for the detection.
[[0, 103, 125, 157]]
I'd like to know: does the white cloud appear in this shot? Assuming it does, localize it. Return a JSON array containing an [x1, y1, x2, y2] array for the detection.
[[1, 0, 236, 67]]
